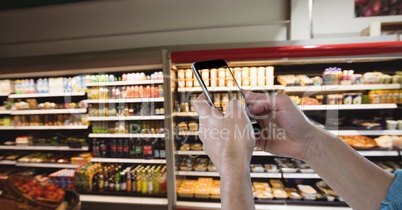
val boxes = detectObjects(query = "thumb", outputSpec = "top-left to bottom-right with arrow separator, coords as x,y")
194,94 -> 223,119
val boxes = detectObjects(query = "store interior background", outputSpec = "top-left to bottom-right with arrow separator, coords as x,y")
0,0 -> 401,210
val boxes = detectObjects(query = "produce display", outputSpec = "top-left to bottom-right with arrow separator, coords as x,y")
10,114 -> 88,127
12,134 -> 86,148
16,152 -> 91,165
11,175 -> 66,201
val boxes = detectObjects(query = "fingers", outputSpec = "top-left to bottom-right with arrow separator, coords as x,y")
194,93 -> 223,119
225,99 -> 248,120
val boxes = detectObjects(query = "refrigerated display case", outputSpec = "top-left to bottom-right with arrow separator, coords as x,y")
168,40 -> 402,210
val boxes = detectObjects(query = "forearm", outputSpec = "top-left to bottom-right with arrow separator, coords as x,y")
305,127 -> 394,210
220,169 -> 255,210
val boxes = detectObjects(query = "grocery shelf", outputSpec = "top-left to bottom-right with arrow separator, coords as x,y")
284,84 -> 401,93
0,93 -> 10,97
86,79 -> 164,87
88,133 -> 165,138
0,126 -> 16,130
79,194 -> 168,205
298,104 -> 397,110
8,92 -> 86,98
176,171 -> 282,178
176,131 -> 198,136
91,158 -> 166,164
0,110 -> 11,114
173,112 -> 199,117
357,150 -> 399,156
0,145 -> 89,151
11,108 -> 87,115
85,98 -> 165,103
87,115 -> 165,121
15,162 -> 80,168
176,150 -> 273,156
282,173 -> 320,179
0,160 -> 17,165
176,201 -> 352,210
5,125 -> 89,130
328,130 -> 402,136
177,85 -> 284,92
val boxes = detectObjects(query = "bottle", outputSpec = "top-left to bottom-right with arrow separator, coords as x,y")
92,139 -> 100,157
135,139 -> 143,158
136,169 -> 142,193
123,139 -> 130,158
153,139 -> 160,159
100,140 -> 107,157
126,170 -> 132,192
143,139 -> 153,159
159,140 -> 166,159
147,170 -> 153,194
108,169 -> 115,191
115,170 -> 121,192
98,168 -> 105,192
110,139 -> 117,158
129,139 -> 136,158
120,172 -> 127,191
131,169 -> 136,192
92,171 -> 99,192
117,139 -> 123,158
153,168 -> 160,194
141,170 -> 147,194
103,166 -> 109,191
124,105 -> 129,116
129,104 -> 135,116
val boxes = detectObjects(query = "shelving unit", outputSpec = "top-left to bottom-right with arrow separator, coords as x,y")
0,160 -> 17,165
176,201 -> 352,210
284,84 -> 401,93
170,42 -> 402,210
0,125 -> 89,130
91,158 -> 166,164
11,108 -> 87,115
87,115 -> 165,121
79,194 -> 168,205
15,162 -> 80,169
177,85 -> 284,92
8,92 -> 86,98
85,98 -> 165,103
0,110 -> 11,114
0,145 -> 89,151
86,79 -> 164,87
88,133 -> 165,138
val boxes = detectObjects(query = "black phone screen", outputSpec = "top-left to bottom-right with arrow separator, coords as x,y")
191,59 -> 248,111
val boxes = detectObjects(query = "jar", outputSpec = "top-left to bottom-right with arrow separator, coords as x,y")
181,102 -> 189,112
226,78 -> 234,87
218,68 -> 226,78
218,78 -> 225,87
185,69 -> 193,79
210,68 -> 218,79
194,79 -> 201,87
250,77 -> 257,86
242,67 -> 249,77
185,79 -> 193,88
177,70 -> 185,79
201,69 -> 209,79
327,94 -> 336,105
242,78 -> 250,86
250,67 -> 258,78
178,79 -> 185,87
210,79 -> 217,87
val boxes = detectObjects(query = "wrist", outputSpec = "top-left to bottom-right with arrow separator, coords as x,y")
302,125 -> 335,164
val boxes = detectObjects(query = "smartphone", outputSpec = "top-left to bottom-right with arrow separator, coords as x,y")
191,59 -> 261,132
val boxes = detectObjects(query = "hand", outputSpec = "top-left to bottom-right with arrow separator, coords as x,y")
194,94 -> 255,176
244,91 -> 317,161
